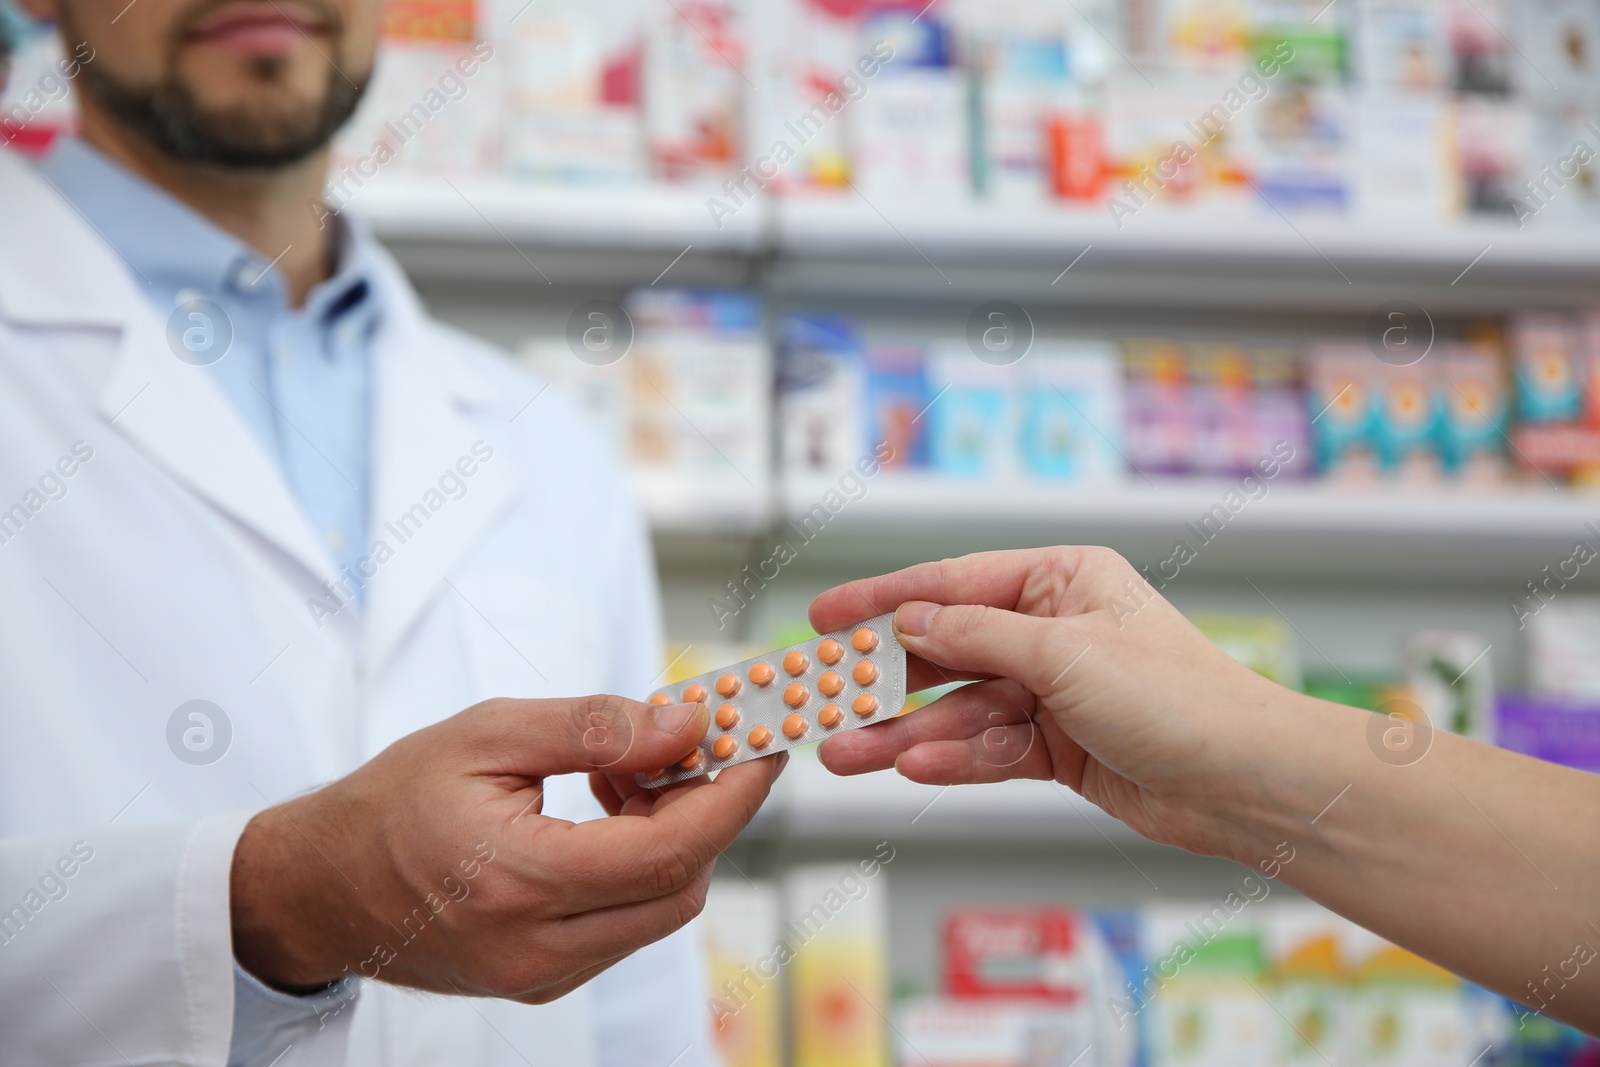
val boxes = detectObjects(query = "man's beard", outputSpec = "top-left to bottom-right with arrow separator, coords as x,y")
61,7 -> 368,169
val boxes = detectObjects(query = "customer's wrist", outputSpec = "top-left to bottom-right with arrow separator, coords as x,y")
1206,688 -> 1375,868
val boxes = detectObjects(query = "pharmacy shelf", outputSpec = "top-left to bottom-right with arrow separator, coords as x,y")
771,197 -> 1600,313
780,475 -> 1599,535
750,754 -> 1145,845
360,178 -> 1600,310
643,475 -> 1600,578
775,195 -> 1600,270
772,476 -> 1600,581
636,476 -> 771,536
361,177 -> 1600,268
356,174 -> 762,250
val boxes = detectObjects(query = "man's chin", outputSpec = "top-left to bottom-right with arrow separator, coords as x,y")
80,66 -> 368,170
178,98 -> 336,163
132,105 -> 336,168
181,124 -> 334,168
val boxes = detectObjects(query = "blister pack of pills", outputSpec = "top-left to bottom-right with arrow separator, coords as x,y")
640,612 -> 906,787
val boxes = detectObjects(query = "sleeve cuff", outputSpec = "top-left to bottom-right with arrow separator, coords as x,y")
229,963 -> 360,1066
184,809 -> 362,1066
177,809 -> 258,1064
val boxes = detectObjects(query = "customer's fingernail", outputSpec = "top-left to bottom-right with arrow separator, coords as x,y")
896,601 -> 940,638
654,702 -> 699,735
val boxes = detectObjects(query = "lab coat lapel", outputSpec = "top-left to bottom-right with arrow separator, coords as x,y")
0,150 -> 342,592
364,273 -> 522,675
96,306 -> 347,591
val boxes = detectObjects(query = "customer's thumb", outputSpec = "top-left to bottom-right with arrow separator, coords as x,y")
894,601 -> 1079,695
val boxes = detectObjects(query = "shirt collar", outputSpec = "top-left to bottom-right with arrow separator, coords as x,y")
36,136 -> 383,328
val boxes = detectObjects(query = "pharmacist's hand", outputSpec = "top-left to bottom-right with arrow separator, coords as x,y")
811,548 -> 1282,859
231,695 -> 783,1002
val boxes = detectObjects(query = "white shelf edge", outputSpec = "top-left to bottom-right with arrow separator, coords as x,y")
638,476 -> 1600,555
636,475 -> 772,536
352,176 -> 1600,274
348,173 -> 764,250
776,196 -> 1600,272
775,476 -> 1600,543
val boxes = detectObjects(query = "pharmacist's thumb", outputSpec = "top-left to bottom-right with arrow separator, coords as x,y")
893,602 -> 1073,695
473,695 -> 711,775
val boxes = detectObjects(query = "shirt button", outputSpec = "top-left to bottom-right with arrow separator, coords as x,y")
275,342 -> 293,369
325,528 -> 346,554
232,260 -> 263,291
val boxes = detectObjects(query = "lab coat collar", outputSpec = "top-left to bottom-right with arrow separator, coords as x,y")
0,148 -> 131,328
0,148 -> 347,596
0,147 -> 523,666
37,137 -> 251,308
38,136 -> 385,346
0,144 -> 500,413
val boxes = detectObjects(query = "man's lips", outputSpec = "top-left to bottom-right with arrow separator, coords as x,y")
183,4 -> 329,54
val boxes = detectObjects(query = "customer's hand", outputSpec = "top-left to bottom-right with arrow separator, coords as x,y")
231,695 -> 783,1002
811,547 -> 1287,861
815,549 -> 1600,1038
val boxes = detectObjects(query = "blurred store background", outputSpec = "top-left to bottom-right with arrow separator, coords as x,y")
8,0 -> 1600,1063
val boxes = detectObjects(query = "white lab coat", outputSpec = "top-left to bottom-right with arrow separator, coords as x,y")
0,149 -> 716,1067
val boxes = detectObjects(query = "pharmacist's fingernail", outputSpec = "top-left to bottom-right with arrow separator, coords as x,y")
896,602 -> 940,639
653,702 -> 700,735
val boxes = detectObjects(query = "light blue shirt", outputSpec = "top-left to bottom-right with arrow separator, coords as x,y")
37,137 -> 376,602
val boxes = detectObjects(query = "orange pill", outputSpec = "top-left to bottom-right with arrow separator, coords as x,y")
748,725 -> 774,749
852,693 -> 879,718
818,639 -> 845,665
679,749 -> 703,770
749,662 -> 775,687
645,767 -> 666,779
818,671 -> 844,697
852,660 -> 879,686
682,683 -> 708,704
715,703 -> 740,730
715,673 -> 741,698
851,627 -> 879,653
783,650 -> 810,676
648,693 -> 672,705
784,683 -> 810,708
818,703 -> 843,728
712,735 -> 739,760
782,713 -> 808,740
